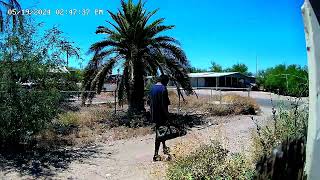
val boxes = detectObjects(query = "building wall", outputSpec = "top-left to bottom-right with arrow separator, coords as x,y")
190,74 -> 255,88
191,77 -> 206,87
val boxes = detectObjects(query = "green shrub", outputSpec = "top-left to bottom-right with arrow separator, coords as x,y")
251,104 -> 308,161
167,141 -> 254,180
0,86 -> 61,144
57,112 -> 81,127
250,102 -> 308,179
0,23 -> 78,145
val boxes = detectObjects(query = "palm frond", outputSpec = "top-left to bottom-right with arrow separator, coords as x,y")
0,10 -> 3,32
88,40 -> 119,53
154,36 -> 180,45
159,42 -> 189,66
90,58 -> 117,94
96,26 -> 115,34
162,55 -> 193,95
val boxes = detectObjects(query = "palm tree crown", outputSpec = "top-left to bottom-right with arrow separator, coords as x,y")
83,0 -> 193,114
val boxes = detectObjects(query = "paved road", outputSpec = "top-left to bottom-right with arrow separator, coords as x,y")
193,90 -> 307,115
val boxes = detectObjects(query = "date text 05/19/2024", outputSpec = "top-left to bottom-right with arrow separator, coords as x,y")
7,9 -> 106,16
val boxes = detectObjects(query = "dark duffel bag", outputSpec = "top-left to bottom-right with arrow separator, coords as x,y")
156,125 -> 186,141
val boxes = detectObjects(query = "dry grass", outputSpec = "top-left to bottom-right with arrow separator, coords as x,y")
222,94 -> 260,115
102,126 -> 153,142
37,105 -> 153,147
168,91 -> 260,116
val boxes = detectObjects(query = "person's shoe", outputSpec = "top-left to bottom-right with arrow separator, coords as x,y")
166,154 -> 173,161
163,146 -> 170,155
153,155 -> 161,162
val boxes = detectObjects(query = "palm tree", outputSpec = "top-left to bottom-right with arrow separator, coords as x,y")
83,0 -> 193,114
0,0 -> 23,33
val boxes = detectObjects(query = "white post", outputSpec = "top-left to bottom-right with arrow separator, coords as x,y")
302,1 -> 320,178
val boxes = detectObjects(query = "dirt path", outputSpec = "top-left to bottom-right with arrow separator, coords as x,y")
0,113 -> 269,180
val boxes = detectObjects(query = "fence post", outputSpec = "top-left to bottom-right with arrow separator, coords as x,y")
178,93 -> 181,114
114,90 -> 117,115
219,89 -> 222,104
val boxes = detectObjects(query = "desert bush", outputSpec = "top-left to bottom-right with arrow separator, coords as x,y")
0,21 -> 82,145
222,94 -> 260,115
250,98 -> 308,179
167,141 -> 254,180
0,87 -> 61,144
207,104 -> 234,116
58,112 -> 81,128
251,104 -> 308,161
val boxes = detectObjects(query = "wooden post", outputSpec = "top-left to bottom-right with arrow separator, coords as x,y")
219,89 -> 222,104
302,1 -> 320,178
224,76 -> 227,87
114,90 -> 117,114
231,76 -> 233,87
178,93 -> 181,114
216,77 -> 218,90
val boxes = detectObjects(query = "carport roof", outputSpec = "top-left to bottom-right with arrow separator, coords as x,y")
146,72 -> 255,79
188,72 -> 239,78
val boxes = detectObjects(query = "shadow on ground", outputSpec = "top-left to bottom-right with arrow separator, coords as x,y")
169,113 -> 207,129
0,144 -> 108,178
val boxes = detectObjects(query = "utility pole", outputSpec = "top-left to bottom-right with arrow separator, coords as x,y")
256,55 -> 258,77
66,50 -> 69,67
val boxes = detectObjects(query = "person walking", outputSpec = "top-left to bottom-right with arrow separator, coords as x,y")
150,75 -> 171,161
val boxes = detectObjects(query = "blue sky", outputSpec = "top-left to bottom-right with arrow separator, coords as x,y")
21,0 -> 307,73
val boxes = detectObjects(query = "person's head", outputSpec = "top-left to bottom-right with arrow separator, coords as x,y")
157,74 -> 169,86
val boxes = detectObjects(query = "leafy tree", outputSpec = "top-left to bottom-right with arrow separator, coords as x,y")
43,27 -> 81,67
0,20 -> 80,144
257,64 -> 308,96
226,63 -> 249,74
210,61 -> 223,72
83,0 -> 193,114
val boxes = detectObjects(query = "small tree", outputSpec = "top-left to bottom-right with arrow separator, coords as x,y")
226,63 -> 249,75
0,21 -> 79,144
210,61 -> 223,72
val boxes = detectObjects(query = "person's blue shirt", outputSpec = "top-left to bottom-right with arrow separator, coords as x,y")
150,84 -> 170,126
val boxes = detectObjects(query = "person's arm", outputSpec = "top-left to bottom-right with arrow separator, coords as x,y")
164,88 -> 171,106
162,88 -> 170,121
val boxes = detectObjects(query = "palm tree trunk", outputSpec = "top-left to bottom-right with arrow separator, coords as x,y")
127,60 -> 145,115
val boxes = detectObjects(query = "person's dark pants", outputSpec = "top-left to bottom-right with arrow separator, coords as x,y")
154,125 -> 168,156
